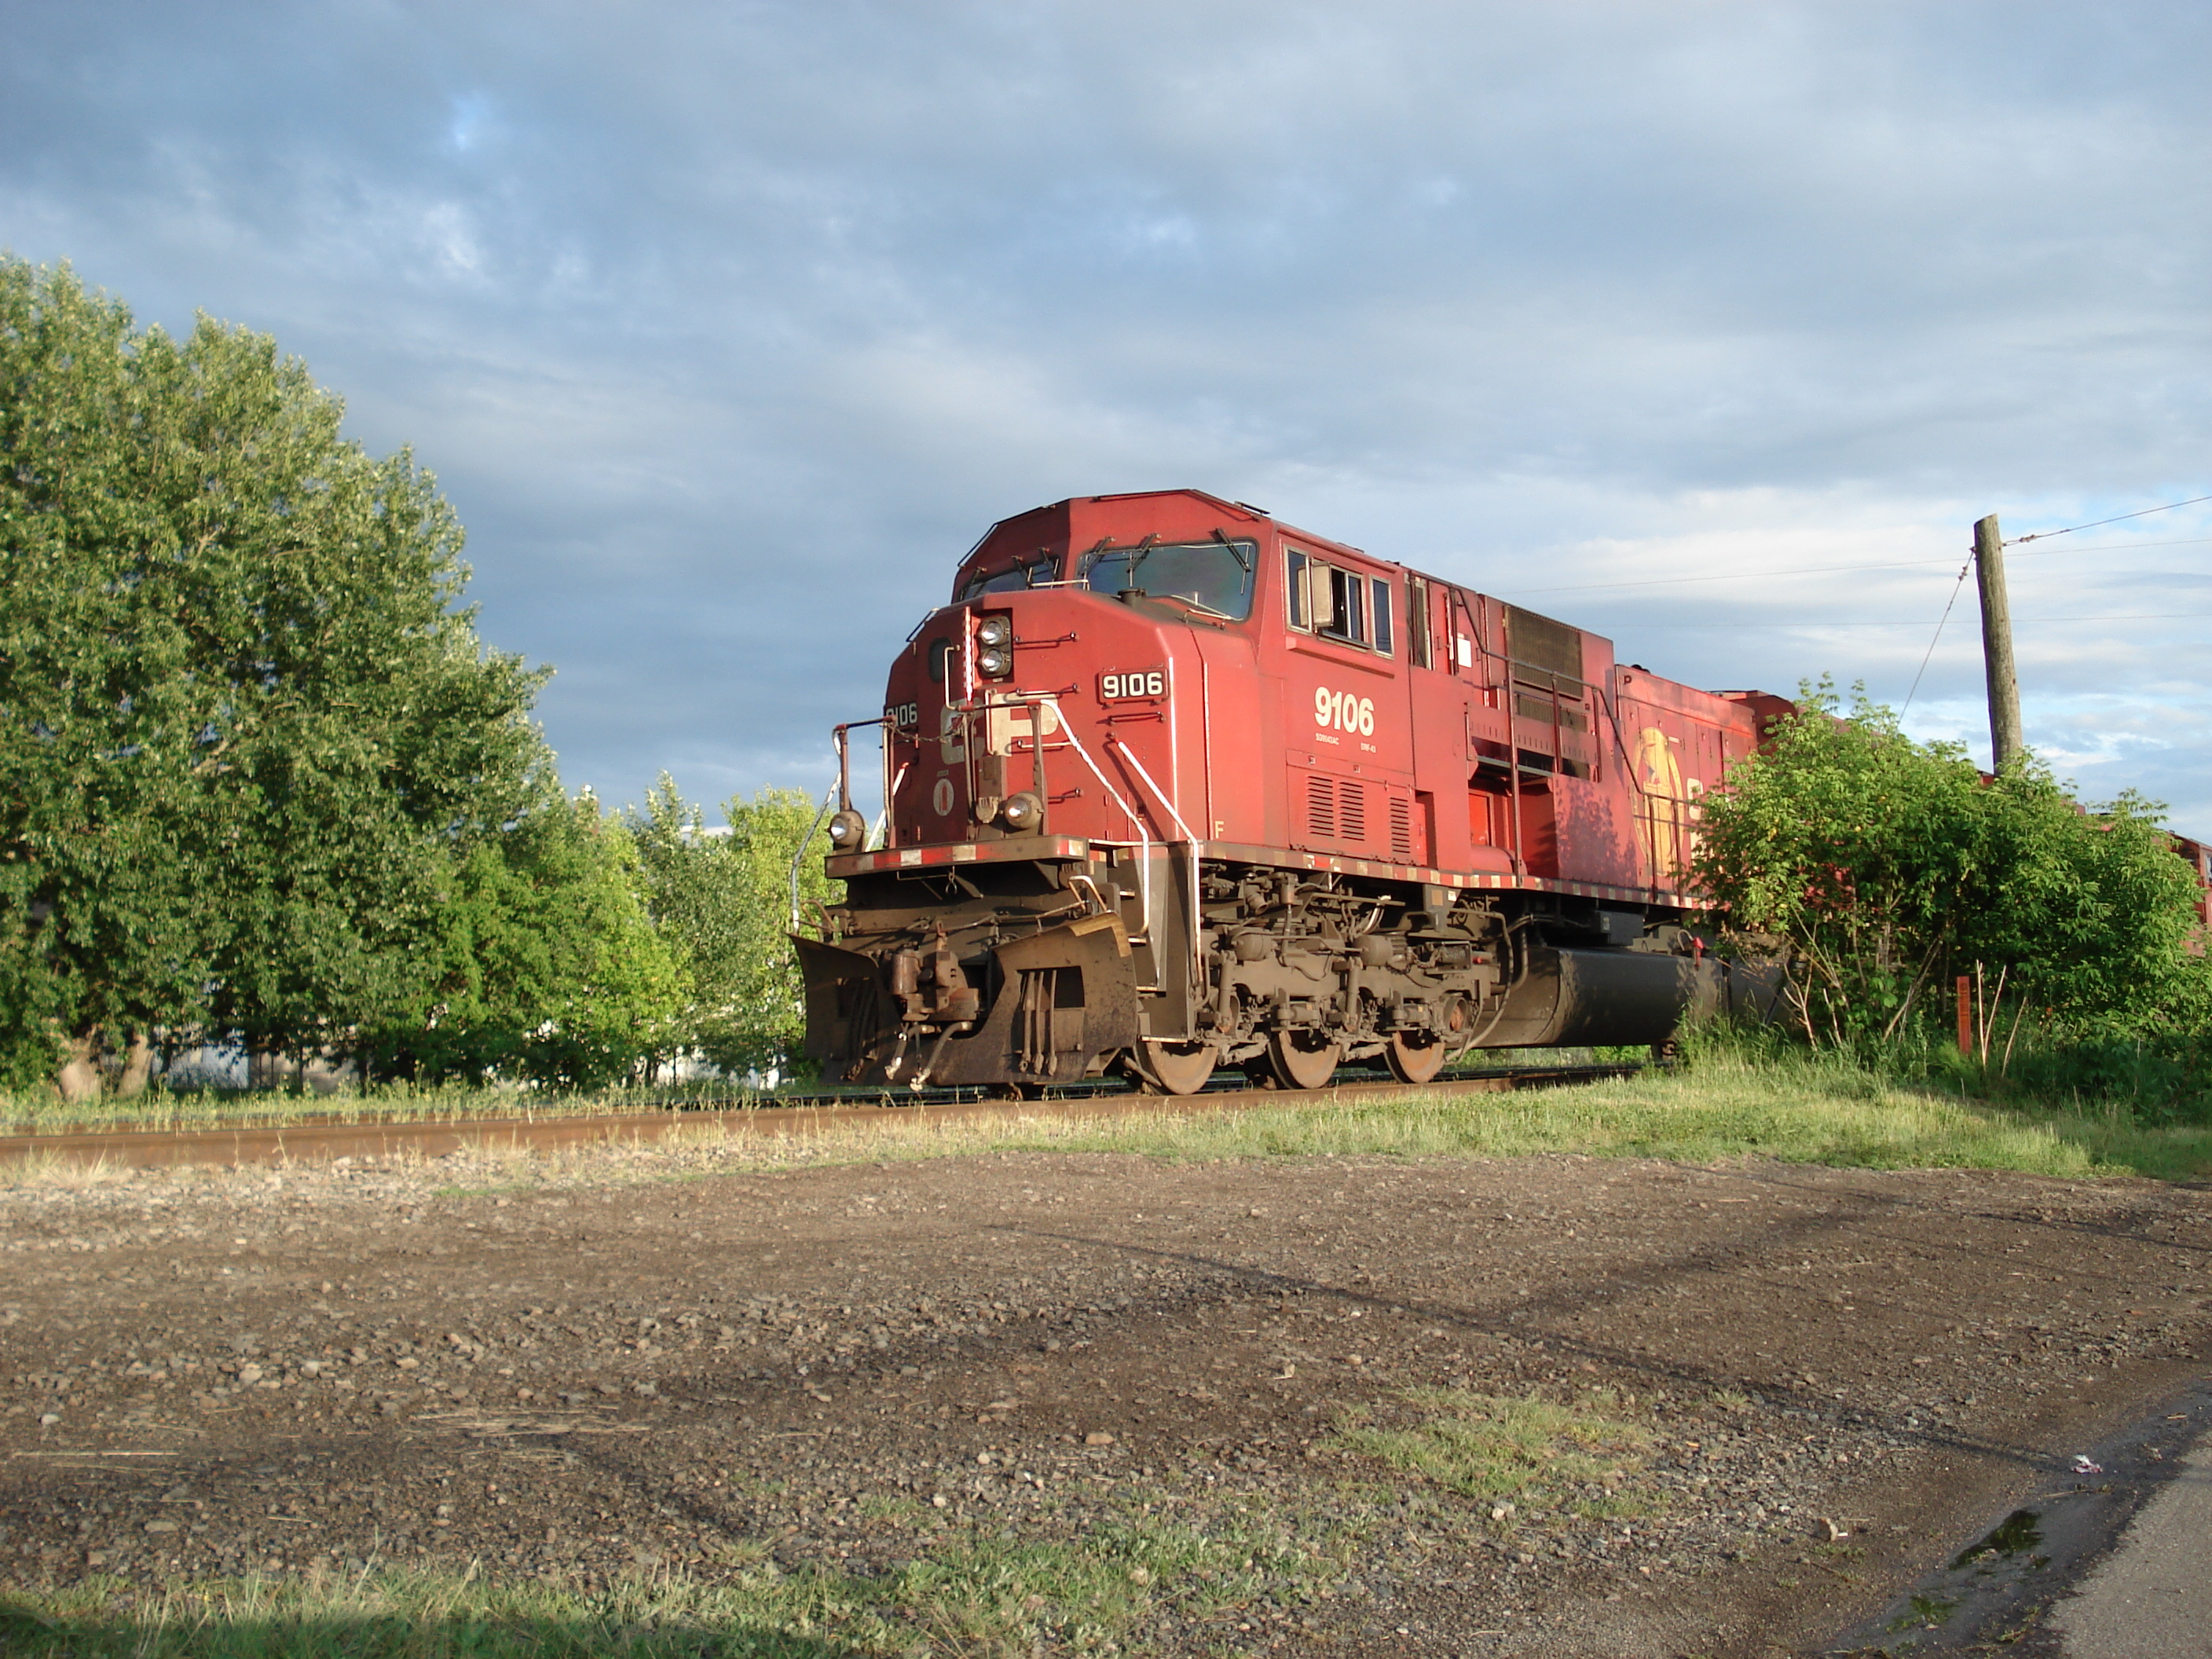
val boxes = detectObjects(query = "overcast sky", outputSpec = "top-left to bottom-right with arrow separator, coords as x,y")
7,2 -> 2211,829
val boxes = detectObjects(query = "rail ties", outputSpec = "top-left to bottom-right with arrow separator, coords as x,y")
0,1064 -> 1643,1173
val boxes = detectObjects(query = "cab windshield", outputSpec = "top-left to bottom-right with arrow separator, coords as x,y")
1079,538 -> 1258,621
954,558 -> 1053,601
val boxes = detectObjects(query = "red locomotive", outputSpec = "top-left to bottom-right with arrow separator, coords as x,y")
798,490 -> 1786,1093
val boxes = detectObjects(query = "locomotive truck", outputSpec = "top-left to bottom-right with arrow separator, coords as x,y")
796,490 -> 1787,1094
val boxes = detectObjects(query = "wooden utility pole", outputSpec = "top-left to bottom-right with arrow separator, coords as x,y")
1973,514 -> 2023,768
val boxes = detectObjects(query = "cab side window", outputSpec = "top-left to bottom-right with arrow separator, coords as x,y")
1321,565 -> 1365,643
1287,549 -> 1393,657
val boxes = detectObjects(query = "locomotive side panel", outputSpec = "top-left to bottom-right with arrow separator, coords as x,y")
1611,667 -> 1768,890
1399,582 -> 1649,888
1274,532 -> 1421,867
1404,592 -> 1513,877
1188,624 -> 1268,844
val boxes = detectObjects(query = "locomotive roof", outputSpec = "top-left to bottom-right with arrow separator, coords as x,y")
962,489 -> 1386,574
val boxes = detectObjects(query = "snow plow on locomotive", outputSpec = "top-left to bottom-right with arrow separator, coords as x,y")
796,490 -> 1784,1094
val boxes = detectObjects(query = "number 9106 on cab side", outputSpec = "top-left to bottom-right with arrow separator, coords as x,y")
796,489 -> 1787,1095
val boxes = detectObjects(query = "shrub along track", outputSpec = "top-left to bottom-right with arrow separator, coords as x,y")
0,1064 -> 1639,1173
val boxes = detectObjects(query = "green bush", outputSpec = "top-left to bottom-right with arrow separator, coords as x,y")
1693,680 -> 2210,1058
624,777 -> 839,1079
0,257 -> 549,1097
366,791 -> 688,1090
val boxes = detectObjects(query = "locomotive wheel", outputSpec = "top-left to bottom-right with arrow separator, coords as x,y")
1130,1039 -> 1218,1097
1384,1031 -> 1447,1085
1265,1029 -> 1342,1091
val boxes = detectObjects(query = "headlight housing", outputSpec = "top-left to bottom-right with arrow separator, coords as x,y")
976,613 -> 1013,678
998,791 -> 1044,833
826,809 -> 869,850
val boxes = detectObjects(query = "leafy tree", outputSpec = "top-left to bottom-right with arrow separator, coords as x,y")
368,790 -> 689,1090
1694,681 -> 2207,1049
624,776 -> 837,1079
0,256 -> 548,1096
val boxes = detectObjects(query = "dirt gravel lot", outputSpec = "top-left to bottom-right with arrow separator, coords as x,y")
1,1126 -> 2207,1656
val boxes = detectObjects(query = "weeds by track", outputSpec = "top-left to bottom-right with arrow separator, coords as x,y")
0,1062 -> 1640,1172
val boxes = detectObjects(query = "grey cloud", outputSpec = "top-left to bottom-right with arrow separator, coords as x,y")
5,0 -> 2212,822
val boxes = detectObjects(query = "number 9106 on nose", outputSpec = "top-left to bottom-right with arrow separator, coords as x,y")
1100,669 -> 1166,700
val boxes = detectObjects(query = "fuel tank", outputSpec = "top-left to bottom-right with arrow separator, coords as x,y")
1479,944 -> 1784,1049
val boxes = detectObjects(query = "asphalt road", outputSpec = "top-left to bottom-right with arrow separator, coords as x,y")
2051,1423 -> 2212,1657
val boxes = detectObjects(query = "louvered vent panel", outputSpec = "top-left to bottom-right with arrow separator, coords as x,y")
1389,797 -> 1414,862
1339,778 -> 1367,844
1306,774 -> 1336,840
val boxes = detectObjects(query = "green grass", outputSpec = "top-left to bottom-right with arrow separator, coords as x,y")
0,1075 -> 778,1137
868,1049 -> 2212,1182
0,1500 -> 1342,1657
12,1043 -> 2212,1188
1328,1387 -> 1655,1514
0,1049 -> 1613,1137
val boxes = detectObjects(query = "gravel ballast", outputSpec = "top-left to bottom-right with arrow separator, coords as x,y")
2,1130 -> 2207,1655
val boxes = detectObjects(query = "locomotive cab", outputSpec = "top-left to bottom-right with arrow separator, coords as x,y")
798,490 -> 1787,1094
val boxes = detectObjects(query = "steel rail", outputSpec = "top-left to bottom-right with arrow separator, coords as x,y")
0,1064 -> 1643,1172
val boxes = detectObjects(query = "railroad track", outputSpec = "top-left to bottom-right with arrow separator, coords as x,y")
0,1063 -> 1642,1172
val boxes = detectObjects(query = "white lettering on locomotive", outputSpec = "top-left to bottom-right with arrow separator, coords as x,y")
1099,668 -> 1167,700
983,698 -> 1062,754
1313,686 -> 1375,736
884,701 -> 920,730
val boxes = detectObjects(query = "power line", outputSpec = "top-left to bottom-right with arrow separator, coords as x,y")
1495,534 -> 2212,598
1901,561 -> 1973,716
2002,533 -> 2212,555
1982,535 -> 2203,555
1581,610 -> 2212,632
1503,555 -> 1957,596
2005,493 -> 2212,546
